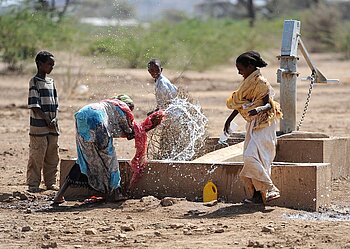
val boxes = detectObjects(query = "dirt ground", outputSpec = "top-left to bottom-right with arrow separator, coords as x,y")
1,52 -> 350,249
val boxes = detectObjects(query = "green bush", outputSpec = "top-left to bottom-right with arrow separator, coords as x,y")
88,18 -> 284,71
0,9 -> 77,71
335,22 -> 350,59
300,3 -> 341,52
3,7 -> 350,71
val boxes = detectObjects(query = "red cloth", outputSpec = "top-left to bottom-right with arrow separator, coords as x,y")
102,98 -> 165,188
130,110 -> 165,187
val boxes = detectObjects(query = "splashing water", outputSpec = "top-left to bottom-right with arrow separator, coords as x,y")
207,163 -> 219,175
147,97 -> 208,161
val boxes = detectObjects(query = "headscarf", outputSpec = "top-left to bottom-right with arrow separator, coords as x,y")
110,94 -> 134,110
114,94 -> 133,105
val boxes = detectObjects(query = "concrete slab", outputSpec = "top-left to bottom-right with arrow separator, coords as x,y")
192,142 -> 244,163
194,135 -> 244,159
60,159 -> 331,211
271,162 -> 331,211
197,134 -> 350,180
275,137 -> 350,179
278,131 -> 329,139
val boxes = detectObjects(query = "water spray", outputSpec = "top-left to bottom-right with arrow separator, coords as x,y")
147,97 -> 208,161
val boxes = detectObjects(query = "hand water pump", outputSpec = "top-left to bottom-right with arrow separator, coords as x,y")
277,20 -> 339,133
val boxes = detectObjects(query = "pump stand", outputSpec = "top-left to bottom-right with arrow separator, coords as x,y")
277,20 -> 339,134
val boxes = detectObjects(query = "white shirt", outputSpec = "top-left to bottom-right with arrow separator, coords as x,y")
155,74 -> 178,109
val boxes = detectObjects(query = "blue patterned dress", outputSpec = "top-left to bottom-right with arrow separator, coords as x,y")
73,100 -> 133,195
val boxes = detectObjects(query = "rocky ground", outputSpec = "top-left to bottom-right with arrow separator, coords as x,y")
1,52 -> 350,248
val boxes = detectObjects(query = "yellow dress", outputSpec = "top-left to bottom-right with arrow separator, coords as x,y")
226,69 -> 283,201
226,69 -> 282,130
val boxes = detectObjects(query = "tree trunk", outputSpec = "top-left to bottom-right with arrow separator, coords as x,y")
247,0 -> 255,27
58,0 -> 71,22
237,0 -> 256,27
37,0 -> 50,11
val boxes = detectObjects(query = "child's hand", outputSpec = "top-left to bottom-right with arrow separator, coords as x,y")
49,118 -> 57,129
145,110 -> 165,132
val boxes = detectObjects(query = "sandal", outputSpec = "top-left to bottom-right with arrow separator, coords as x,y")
84,196 -> 104,204
266,190 -> 280,202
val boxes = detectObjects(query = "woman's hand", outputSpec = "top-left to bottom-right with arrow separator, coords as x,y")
126,132 -> 135,140
147,108 -> 159,116
248,103 -> 271,116
248,95 -> 271,116
145,110 -> 165,132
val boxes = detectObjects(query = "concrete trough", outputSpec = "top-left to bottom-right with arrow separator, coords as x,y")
58,132 -> 350,212
60,159 -> 331,211
275,135 -> 350,180
200,133 -> 350,180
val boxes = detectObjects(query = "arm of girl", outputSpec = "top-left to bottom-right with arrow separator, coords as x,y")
224,110 -> 239,134
248,94 -> 271,116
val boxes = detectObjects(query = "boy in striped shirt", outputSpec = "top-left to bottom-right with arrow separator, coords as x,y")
27,51 -> 59,193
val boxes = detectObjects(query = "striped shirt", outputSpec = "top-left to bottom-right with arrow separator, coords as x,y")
28,76 -> 59,136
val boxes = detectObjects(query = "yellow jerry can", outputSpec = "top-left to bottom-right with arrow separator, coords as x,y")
203,180 -> 218,202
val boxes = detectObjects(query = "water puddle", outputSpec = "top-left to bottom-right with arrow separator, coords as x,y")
284,206 -> 350,221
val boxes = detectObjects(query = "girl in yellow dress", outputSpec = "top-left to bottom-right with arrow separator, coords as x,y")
224,51 -> 283,204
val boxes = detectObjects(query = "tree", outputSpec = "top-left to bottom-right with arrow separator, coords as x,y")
161,9 -> 188,23
236,0 -> 255,26
302,2 -> 341,52
195,0 -> 256,26
246,0 -> 255,27
263,0 -> 324,18
33,0 -> 73,22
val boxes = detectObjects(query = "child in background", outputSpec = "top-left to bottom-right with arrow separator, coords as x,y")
147,58 -> 178,115
224,51 -> 283,204
27,51 -> 60,193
